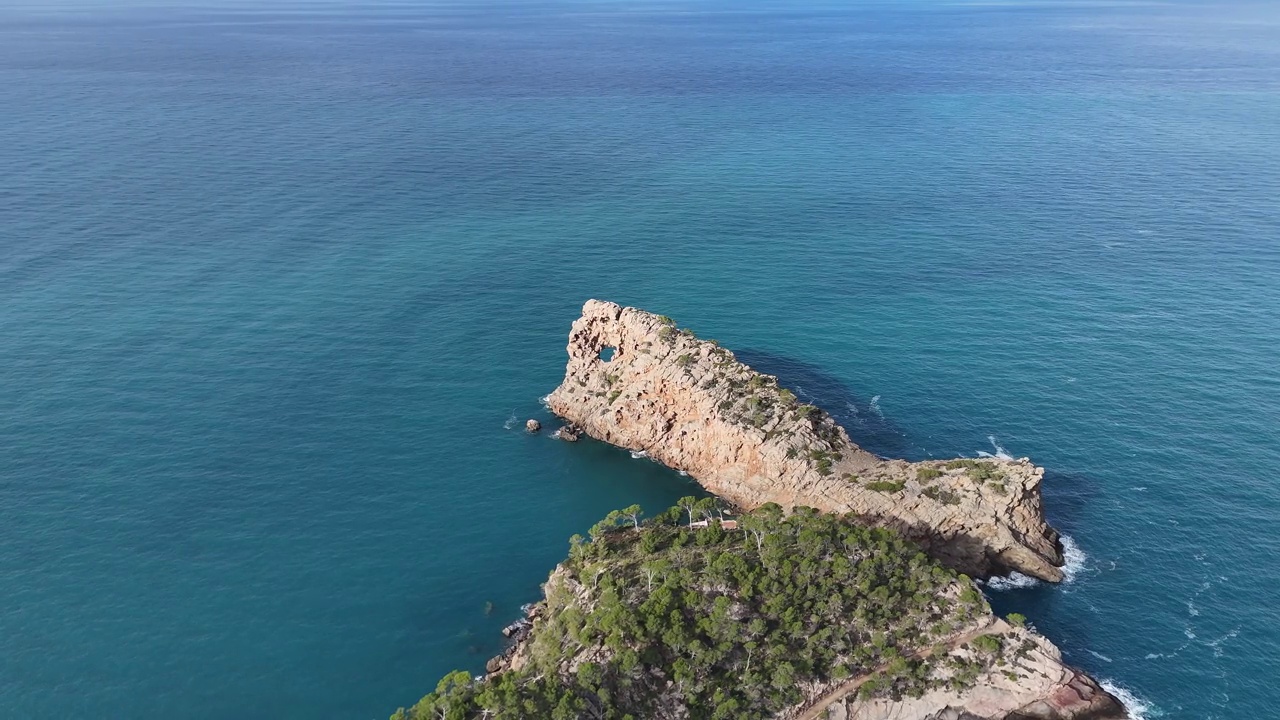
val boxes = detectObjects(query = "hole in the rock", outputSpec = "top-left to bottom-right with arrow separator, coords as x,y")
598,346 -> 617,362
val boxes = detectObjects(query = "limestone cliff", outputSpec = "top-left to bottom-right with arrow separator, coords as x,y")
547,299 -> 1066,582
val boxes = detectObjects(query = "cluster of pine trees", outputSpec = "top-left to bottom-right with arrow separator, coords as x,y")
392,501 -> 999,720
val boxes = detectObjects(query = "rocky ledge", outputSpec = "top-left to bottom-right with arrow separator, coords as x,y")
547,300 -> 1066,582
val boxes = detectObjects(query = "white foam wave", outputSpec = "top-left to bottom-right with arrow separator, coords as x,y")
630,450 -> 649,460
984,571 -> 1041,591
1060,535 -> 1087,583
976,451 -> 995,458
1088,650 -> 1113,663
503,410 -> 517,430
987,435 -> 1013,460
1100,680 -> 1160,719
1187,600 -> 1199,617
1207,627 -> 1240,658
539,394 -> 551,407
869,395 -> 882,418
678,470 -> 688,477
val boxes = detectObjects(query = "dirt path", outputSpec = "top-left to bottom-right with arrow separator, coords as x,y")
793,621 -> 996,720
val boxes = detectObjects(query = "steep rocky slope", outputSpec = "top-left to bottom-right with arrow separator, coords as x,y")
547,300 -> 1066,582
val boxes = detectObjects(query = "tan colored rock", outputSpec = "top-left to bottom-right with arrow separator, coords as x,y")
801,622 -> 1125,719
547,300 -> 1066,582
526,418 -> 541,432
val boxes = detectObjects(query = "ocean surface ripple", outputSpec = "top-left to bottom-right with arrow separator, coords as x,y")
2,1 -> 1279,718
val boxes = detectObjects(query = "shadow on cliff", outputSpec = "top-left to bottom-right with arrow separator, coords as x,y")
735,350 -> 1108,656
735,348 -> 1102,526
734,348 -> 915,459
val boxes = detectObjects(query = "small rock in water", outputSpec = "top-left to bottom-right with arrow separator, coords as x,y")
525,419 -> 541,432
554,424 -> 581,442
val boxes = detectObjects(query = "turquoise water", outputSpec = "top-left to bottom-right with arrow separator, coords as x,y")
3,1 -> 1279,718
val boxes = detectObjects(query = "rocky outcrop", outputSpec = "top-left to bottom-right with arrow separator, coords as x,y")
807,620 -> 1125,720
547,300 -> 1066,582
492,569 -> 1126,720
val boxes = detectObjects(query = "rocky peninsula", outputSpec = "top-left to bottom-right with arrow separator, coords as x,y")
394,503 -> 1125,720
389,300 -> 1126,720
547,300 -> 1065,582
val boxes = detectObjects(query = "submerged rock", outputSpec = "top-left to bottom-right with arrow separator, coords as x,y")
546,299 -> 1067,582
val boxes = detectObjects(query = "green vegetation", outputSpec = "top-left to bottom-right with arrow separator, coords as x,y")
1006,612 -> 1027,628
970,634 -> 1002,654
658,326 -> 676,343
916,467 -> 943,482
921,486 -> 961,505
808,449 -> 835,476
943,459 -> 1004,484
394,503 -> 1002,720
865,480 -> 906,493
675,354 -> 694,368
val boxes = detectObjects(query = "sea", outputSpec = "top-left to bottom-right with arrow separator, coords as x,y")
2,1 -> 1278,718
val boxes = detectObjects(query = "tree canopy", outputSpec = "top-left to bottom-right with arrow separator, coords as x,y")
391,502 -> 1015,720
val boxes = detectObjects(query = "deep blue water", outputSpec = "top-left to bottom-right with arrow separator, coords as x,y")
3,1 -> 1279,718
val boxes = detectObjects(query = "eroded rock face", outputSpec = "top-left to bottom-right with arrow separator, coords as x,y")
547,300 -> 1066,582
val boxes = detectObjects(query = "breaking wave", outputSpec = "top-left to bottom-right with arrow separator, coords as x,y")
1100,680 -> 1161,719
978,435 -> 1013,460
984,571 -> 1041,591
1060,535 -> 1087,583
503,410 -> 517,430
987,536 -> 1085,589
630,450 -> 649,460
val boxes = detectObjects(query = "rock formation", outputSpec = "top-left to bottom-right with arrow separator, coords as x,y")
547,300 -> 1066,582
806,620 -> 1124,720
481,539 -> 1126,720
